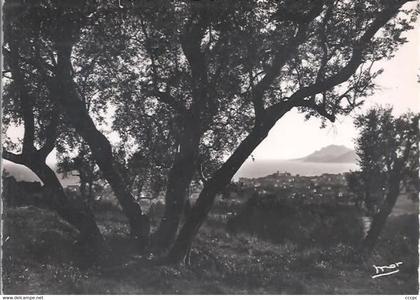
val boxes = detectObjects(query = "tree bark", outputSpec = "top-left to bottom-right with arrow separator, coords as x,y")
166,123 -> 275,263
87,180 -> 94,209
153,127 -> 200,251
80,177 -> 87,199
362,175 -> 401,254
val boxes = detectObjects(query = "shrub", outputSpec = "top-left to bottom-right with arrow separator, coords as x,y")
227,194 -> 364,246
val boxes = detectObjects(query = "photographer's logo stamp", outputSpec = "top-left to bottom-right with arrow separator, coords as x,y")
372,262 -> 403,279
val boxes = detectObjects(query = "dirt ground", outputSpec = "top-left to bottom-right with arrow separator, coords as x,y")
2,202 -> 418,295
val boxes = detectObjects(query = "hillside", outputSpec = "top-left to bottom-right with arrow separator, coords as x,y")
2,161 -> 79,187
2,162 -> 40,182
3,201 -> 418,294
300,145 -> 357,163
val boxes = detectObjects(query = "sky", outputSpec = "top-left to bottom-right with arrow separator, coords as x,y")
4,17 -> 419,165
251,21 -> 419,161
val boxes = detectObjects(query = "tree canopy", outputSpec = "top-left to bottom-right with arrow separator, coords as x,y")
347,106 -> 419,252
3,0 -> 418,262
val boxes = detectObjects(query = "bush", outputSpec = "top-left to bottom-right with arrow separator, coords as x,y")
227,194 -> 364,246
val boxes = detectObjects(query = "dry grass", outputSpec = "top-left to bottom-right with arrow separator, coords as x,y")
2,202 -> 418,295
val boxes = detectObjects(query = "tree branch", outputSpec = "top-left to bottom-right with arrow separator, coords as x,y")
7,41 -> 36,154
290,1 -> 407,102
138,15 -> 188,116
251,1 -> 325,120
181,4 -> 216,125
38,110 -> 59,159
273,0 -> 325,24
2,149 -> 24,164
296,98 -> 336,122
268,0 -> 408,123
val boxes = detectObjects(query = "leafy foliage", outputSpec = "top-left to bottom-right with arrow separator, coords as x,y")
347,107 -> 419,215
3,0 -> 419,260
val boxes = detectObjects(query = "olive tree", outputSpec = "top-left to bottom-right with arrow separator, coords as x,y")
114,0 -> 417,262
349,107 -> 419,254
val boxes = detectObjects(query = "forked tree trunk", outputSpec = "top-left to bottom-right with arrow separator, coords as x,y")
58,99 -> 150,245
153,128 -> 200,251
28,159 -> 104,255
5,31 -> 105,258
51,48 -> 150,247
362,175 -> 401,254
167,124 -> 273,263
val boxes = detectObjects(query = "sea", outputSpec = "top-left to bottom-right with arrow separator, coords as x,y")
5,159 -> 359,185
233,159 -> 359,180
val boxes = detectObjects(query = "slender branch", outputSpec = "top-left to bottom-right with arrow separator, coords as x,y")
139,17 -> 161,90
251,1 -> 325,121
7,41 -> 36,154
198,163 -> 208,185
291,1 -> 407,101
268,0 -> 408,123
139,15 -> 188,116
313,3 -> 334,88
181,5 -> 215,123
208,28 -> 232,91
296,98 -> 336,122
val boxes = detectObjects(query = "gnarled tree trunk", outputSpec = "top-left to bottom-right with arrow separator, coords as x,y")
28,160 -> 103,243
50,46 -> 150,247
3,34 -> 104,257
153,126 -> 200,251
1,153 -> 106,261
167,124 -> 274,263
362,174 -> 401,254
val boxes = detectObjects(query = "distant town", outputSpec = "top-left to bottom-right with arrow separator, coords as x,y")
237,171 -> 351,206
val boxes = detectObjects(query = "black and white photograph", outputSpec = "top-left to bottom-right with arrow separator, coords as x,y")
1,0 -> 419,295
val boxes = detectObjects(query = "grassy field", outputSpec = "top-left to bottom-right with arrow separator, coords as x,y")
2,198 -> 418,295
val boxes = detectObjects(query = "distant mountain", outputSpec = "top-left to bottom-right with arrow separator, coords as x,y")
299,145 -> 357,163
2,161 -> 79,187
329,149 -> 358,163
